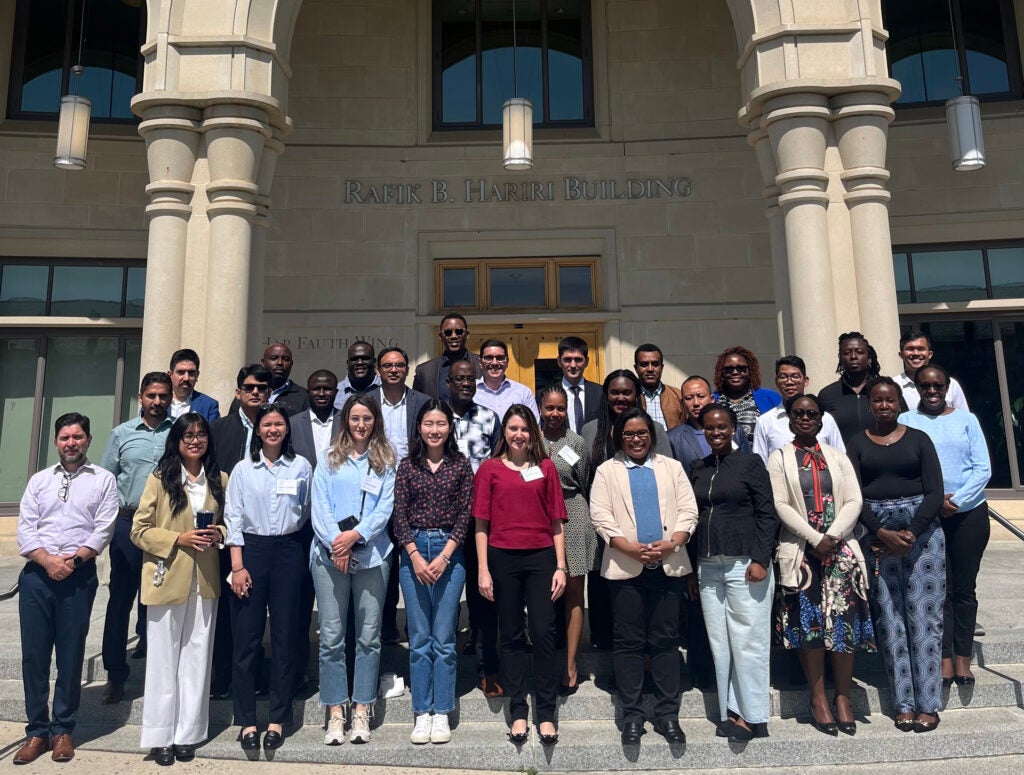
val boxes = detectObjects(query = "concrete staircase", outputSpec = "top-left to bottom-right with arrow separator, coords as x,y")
1,545 -> 1024,770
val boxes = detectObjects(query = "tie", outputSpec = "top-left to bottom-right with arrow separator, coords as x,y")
571,385 -> 584,433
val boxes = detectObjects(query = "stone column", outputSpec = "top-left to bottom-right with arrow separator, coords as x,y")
137,106 -> 202,376
763,94 -> 838,389
832,92 -> 902,377
246,130 -> 286,360
748,127 -> 793,356
202,105 -> 271,404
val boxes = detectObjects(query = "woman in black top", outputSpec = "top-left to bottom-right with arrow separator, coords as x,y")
689,404 -> 778,743
819,331 -> 882,443
846,377 -> 944,734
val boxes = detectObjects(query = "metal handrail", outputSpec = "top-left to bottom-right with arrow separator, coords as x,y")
0,582 -> 18,601
989,505 -> 1024,542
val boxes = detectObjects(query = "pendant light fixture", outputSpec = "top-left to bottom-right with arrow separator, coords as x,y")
54,0 -> 92,170
502,0 -> 533,170
944,0 -> 985,171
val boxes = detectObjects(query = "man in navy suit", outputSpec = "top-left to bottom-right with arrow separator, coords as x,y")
555,336 -> 603,434
412,314 -> 481,401
167,348 -> 220,422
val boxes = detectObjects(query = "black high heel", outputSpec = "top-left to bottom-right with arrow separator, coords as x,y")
809,703 -> 838,737
833,700 -> 856,736
954,673 -> 976,685
506,723 -> 529,745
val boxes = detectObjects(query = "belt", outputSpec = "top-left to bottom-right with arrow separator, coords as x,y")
643,560 -> 663,571
118,507 -> 137,520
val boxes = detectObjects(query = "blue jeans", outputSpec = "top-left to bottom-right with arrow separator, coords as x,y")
398,529 -> 466,715
699,555 -> 774,724
310,550 -> 390,706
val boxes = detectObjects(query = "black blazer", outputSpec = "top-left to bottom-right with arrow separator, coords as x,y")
211,412 -> 249,475
555,378 -> 603,433
289,410 -> 344,471
412,353 -> 482,400
229,380 -> 310,417
363,386 -> 431,449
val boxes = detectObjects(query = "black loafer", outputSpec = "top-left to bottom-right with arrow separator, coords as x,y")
152,747 -> 174,766
652,719 -> 686,744
239,730 -> 260,751
263,730 -> 284,750
621,721 -> 645,745
171,744 -> 194,761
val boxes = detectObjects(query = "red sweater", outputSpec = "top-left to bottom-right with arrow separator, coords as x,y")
472,458 -> 567,550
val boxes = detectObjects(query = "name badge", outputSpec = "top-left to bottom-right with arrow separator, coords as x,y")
557,446 -> 580,466
276,479 -> 299,496
521,466 -> 544,482
361,474 -> 383,496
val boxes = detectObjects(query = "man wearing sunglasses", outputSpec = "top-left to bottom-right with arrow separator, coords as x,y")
412,313 -> 481,401
98,372 -> 174,705
752,355 -> 845,463
14,413 -> 118,764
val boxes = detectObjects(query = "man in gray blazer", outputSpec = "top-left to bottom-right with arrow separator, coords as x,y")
411,313 -> 481,401
291,370 -> 343,468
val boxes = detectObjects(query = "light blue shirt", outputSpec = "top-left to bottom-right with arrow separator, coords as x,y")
474,377 -> 540,422
380,389 -> 410,461
223,452 -> 312,546
311,450 -> 396,569
100,415 -> 174,508
899,408 -> 991,512
624,455 -> 661,545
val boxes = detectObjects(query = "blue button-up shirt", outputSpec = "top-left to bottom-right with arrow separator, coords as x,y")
311,450 -> 396,569
224,452 -> 312,546
18,461 -> 119,556
474,377 -> 540,423
100,416 -> 174,508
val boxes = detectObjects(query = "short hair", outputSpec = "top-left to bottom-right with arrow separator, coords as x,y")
699,402 -> 738,428
713,346 -> 763,392
439,313 -> 468,330
307,369 -> 338,384
169,348 -> 200,371
347,340 -> 375,358
537,382 -> 567,403
865,374 -> 901,397
775,355 -> 807,376
479,339 -> 508,358
681,375 -> 712,392
784,392 -> 823,414
913,363 -> 950,385
900,329 -> 933,350
558,336 -> 589,358
633,343 -> 663,362
140,372 -> 172,392
236,364 -> 273,388
611,407 -> 657,454
376,347 -> 409,367
54,412 -> 90,437
445,359 -> 475,380
836,331 -> 881,379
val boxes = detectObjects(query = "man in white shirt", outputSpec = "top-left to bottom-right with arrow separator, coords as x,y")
556,336 -> 602,434
753,355 -> 845,463
291,370 -> 341,468
474,339 -> 539,422
894,330 -> 969,411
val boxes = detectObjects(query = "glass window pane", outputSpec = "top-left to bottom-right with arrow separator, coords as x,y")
125,266 -> 146,317
0,338 -> 40,502
988,247 -> 1024,299
440,0 -> 478,123
37,336 -> 119,471
51,265 -> 123,317
17,0 -> 68,113
547,0 -> 584,121
885,0 -> 960,104
442,268 -> 476,308
910,249 -> 987,302
961,0 -> 1012,96
998,321 -> 1024,487
489,266 -> 545,307
558,264 -> 593,306
121,337 -> 142,423
893,252 -> 912,303
0,265 -> 49,315
481,0 -> 543,124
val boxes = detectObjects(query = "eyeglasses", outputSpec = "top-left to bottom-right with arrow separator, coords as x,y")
481,355 -> 508,363
776,373 -> 805,383
448,375 -> 476,384
379,363 -> 408,371
182,432 -> 209,443
58,471 -> 71,503
240,383 -> 270,393
790,409 -> 821,420
441,329 -> 466,338
722,365 -> 749,375
622,430 -> 650,440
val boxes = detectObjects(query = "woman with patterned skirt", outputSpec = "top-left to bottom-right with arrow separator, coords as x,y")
768,394 -> 874,737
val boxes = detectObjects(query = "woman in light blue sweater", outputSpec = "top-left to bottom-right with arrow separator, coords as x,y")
900,364 -> 991,687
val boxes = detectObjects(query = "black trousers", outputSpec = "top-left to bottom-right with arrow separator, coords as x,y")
681,583 -> 715,684
489,545 -> 559,724
942,501 -> 990,658
295,520 -> 315,682
20,561 -> 98,738
231,532 -> 304,726
463,534 -> 500,674
102,514 -> 145,682
381,535 -> 402,640
588,544 -> 613,647
608,568 -> 683,724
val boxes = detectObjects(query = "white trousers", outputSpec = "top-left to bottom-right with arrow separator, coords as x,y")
139,591 -> 218,748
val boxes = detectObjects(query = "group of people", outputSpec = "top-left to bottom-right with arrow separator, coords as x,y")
14,315 -> 993,765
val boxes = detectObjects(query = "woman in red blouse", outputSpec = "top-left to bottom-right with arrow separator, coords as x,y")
392,400 -> 474,745
474,404 -> 568,746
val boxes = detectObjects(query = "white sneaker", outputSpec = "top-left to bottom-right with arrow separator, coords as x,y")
430,713 -> 452,744
324,714 -> 345,745
410,713 -> 432,744
350,710 -> 371,743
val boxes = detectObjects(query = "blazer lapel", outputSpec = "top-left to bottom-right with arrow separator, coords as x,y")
614,461 -> 637,527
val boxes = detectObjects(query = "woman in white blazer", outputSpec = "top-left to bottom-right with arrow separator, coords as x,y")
767,394 -> 874,738
590,408 -> 698,747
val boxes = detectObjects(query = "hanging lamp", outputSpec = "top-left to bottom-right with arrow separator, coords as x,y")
502,0 -> 533,170
54,0 -> 91,170
944,0 -> 985,171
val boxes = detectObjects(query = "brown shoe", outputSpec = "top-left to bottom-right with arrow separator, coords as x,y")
51,734 -> 74,763
479,674 -> 504,698
101,681 -> 124,704
13,736 -> 49,765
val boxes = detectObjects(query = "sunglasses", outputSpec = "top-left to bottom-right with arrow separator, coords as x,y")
790,409 -> 821,420
722,365 -> 749,375
240,383 -> 270,393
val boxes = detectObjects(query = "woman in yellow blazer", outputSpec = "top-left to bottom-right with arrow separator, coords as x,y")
767,394 -> 874,738
131,413 -> 227,766
589,407 -> 698,747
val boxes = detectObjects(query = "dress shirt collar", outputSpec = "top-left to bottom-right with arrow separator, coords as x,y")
253,451 -> 295,471
641,384 -> 664,400
623,454 -> 655,469
380,388 -> 408,408
238,408 -> 255,430
561,376 -> 583,392
477,377 -> 511,395
181,465 -> 207,487
309,409 -> 337,426
896,371 -> 915,389
53,460 -> 97,478
134,415 -> 174,432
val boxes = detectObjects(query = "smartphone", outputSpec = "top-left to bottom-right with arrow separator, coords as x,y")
337,515 -> 359,532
